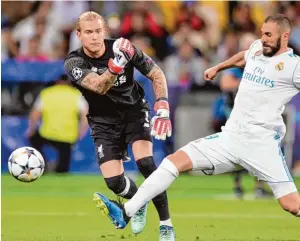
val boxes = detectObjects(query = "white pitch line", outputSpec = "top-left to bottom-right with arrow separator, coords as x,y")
4,211 -> 88,216
4,211 -> 290,219
172,213 -> 290,219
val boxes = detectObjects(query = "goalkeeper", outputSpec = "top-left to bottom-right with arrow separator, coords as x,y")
64,11 -> 175,241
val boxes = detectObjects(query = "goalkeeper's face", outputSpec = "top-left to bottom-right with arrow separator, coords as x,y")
77,19 -> 106,53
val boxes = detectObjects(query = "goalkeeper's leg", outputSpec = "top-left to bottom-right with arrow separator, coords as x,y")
132,139 -> 174,238
133,143 -> 172,222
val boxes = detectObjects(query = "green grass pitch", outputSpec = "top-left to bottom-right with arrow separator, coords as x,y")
2,174 -> 300,241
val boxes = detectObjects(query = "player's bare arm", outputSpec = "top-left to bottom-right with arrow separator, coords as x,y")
131,45 -> 167,100
26,109 -> 41,138
204,51 -> 246,81
131,44 -> 171,140
146,64 -> 171,140
147,65 -> 168,100
80,37 -> 134,95
216,51 -> 246,71
81,71 -> 117,95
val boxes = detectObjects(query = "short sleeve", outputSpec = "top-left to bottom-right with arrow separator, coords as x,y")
33,95 -> 42,111
131,46 -> 156,75
244,39 -> 263,62
64,56 -> 93,84
77,95 -> 88,111
293,59 -> 300,90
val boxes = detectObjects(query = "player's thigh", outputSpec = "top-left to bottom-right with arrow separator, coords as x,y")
100,159 -> 124,178
179,133 -> 241,175
88,117 -> 126,169
93,135 -> 125,178
239,134 -> 294,183
92,135 -> 126,163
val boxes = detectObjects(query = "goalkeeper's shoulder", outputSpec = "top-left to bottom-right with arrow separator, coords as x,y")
104,38 -> 117,47
64,48 -> 84,63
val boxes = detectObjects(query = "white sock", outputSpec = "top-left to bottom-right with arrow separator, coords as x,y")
297,210 -> 300,217
124,158 -> 179,217
160,218 -> 173,227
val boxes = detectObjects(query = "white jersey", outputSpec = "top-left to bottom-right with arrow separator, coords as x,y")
225,39 -> 300,138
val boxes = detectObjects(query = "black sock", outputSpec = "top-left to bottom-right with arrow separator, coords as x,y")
136,156 -> 170,221
123,176 -> 138,199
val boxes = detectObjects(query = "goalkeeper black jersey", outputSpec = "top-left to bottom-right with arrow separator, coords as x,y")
64,39 -> 155,116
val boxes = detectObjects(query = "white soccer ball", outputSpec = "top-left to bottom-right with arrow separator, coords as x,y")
8,146 -> 45,182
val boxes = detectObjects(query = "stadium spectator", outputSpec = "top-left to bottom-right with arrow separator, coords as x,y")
290,17 -> 300,54
11,1 -> 64,59
164,39 -> 207,89
175,1 -> 206,32
48,1 -> 89,34
16,35 -> 49,62
216,28 -> 239,62
172,21 -> 209,58
172,1 -> 213,56
120,6 -> 170,61
290,94 -> 300,176
26,74 -> 88,173
230,3 -> 257,33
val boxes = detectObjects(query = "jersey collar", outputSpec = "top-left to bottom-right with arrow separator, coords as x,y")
260,47 -> 294,59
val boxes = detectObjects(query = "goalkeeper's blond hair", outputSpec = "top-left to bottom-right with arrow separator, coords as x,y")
76,11 -> 107,33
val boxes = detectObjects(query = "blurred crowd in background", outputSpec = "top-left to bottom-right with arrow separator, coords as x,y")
1,1 -> 300,177
2,1 -> 300,66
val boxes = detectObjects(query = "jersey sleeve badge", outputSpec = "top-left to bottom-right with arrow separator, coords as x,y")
72,67 -> 83,80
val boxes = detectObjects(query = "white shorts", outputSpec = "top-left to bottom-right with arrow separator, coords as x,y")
179,126 -> 298,199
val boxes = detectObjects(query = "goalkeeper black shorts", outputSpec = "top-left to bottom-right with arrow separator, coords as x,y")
87,99 -> 152,164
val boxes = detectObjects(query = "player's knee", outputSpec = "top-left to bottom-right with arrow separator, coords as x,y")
104,174 -> 127,195
166,150 -> 193,173
159,158 -> 179,177
104,173 -> 138,198
136,156 -> 157,179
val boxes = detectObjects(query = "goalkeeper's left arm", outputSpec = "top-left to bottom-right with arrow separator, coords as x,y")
130,44 -> 171,140
146,66 -> 172,140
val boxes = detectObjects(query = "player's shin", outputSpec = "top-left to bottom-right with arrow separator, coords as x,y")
124,158 -> 179,217
136,156 -> 171,221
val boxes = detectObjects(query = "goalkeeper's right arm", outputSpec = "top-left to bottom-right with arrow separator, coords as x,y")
204,51 -> 246,81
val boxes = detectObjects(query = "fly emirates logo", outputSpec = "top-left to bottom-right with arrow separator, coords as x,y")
242,67 -> 275,88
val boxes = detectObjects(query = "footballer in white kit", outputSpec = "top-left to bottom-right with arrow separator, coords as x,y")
181,38 -> 299,198
93,15 -> 300,233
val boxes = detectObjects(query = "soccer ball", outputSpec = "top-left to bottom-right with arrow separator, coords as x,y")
8,146 -> 45,182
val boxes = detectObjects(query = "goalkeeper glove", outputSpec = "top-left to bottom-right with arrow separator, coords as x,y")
108,38 -> 135,75
150,98 -> 172,140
